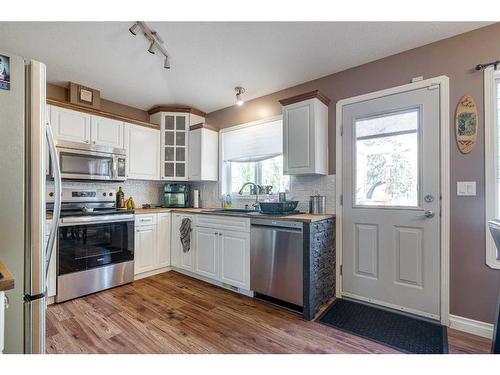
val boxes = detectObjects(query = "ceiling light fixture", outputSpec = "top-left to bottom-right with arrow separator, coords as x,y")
129,22 -> 140,36
147,40 -> 155,54
129,21 -> 171,70
235,86 -> 246,106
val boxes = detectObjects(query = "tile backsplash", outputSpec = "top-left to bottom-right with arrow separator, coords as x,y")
47,174 -> 336,214
47,179 -> 166,206
191,174 -> 336,214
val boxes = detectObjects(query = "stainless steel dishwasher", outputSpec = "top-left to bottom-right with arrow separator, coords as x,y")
250,218 -> 303,307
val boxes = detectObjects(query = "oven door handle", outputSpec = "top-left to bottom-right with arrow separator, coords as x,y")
59,214 -> 134,226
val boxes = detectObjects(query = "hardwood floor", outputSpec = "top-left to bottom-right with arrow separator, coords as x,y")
46,271 -> 492,354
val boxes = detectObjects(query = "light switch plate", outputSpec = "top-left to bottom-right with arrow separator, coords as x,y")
457,181 -> 476,196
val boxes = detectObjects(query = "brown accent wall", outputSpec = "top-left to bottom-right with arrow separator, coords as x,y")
207,23 -> 500,323
47,83 -> 150,123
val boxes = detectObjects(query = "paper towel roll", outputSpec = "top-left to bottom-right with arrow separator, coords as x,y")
193,190 -> 199,208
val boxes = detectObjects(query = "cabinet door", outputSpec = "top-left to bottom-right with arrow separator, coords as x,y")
194,227 -> 219,279
91,116 -> 124,148
188,129 -> 202,180
171,213 -> 195,271
219,230 -> 250,289
134,225 -> 157,275
283,101 -> 314,174
162,113 -> 189,181
156,213 -> 171,268
50,105 -> 91,144
125,124 -> 160,180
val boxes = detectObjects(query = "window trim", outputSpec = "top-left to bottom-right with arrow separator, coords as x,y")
219,115 -> 284,197
484,66 -> 500,269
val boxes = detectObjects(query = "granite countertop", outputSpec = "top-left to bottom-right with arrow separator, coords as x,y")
48,207 -> 335,223
0,261 -> 15,292
135,207 -> 334,223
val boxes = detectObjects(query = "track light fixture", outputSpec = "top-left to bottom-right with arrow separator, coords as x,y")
129,22 -> 140,36
147,40 -> 155,54
235,87 -> 246,106
129,21 -> 171,70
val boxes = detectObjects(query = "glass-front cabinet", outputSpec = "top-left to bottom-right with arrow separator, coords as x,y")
161,113 -> 189,180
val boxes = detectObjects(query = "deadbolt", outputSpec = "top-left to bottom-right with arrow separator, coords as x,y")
424,194 -> 434,203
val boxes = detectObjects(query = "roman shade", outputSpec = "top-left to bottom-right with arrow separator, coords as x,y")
222,119 -> 283,162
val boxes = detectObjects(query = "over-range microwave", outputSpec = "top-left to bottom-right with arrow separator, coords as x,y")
52,140 -> 127,181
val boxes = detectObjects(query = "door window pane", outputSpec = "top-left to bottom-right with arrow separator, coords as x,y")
175,163 -> 185,177
164,115 -> 174,130
355,109 -> 419,207
176,132 -> 186,146
164,147 -> 174,162
165,131 -> 174,146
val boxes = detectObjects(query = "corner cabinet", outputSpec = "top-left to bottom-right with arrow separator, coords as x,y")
280,91 -> 330,175
157,113 -> 190,181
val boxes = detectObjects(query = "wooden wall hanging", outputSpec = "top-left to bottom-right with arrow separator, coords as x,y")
455,95 -> 478,154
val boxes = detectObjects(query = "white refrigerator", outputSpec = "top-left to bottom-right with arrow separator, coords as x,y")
0,52 -> 61,354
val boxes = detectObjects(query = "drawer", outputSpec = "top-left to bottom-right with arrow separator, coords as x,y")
195,215 -> 250,233
135,214 -> 157,227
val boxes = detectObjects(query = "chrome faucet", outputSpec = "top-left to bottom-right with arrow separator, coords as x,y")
238,182 -> 261,209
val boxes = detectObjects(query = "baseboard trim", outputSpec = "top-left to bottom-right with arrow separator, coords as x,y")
449,314 -> 494,339
134,266 -> 172,281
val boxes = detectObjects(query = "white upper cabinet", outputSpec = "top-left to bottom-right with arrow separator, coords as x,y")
90,115 -> 124,148
281,91 -> 330,175
150,108 -> 207,181
125,123 -> 160,180
49,105 -> 91,144
49,105 -> 125,148
188,127 -> 218,181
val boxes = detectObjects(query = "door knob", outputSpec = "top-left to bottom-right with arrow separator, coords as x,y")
424,210 -> 435,218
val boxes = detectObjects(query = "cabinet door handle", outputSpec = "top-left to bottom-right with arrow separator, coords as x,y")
4,294 -> 9,309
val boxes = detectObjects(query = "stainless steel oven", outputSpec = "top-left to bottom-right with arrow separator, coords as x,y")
47,187 -> 135,303
53,140 -> 126,181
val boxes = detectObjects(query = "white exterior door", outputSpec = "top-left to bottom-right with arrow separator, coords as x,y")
194,227 -> 219,279
341,85 -> 441,320
90,116 -> 124,148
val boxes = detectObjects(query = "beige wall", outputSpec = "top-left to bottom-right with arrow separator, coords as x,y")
47,83 -> 150,123
207,23 -> 500,323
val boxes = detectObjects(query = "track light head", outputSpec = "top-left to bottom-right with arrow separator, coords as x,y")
235,87 -> 246,106
147,41 -> 155,54
129,22 -> 140,36
164,56 -> 171,70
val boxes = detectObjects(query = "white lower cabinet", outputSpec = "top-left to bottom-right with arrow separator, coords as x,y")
219,230 -> 250,290
194,227 -> 219,279
171,213 -> 195,272
156,213 -> 171,268
134,224 -> 157,275
134,213 -> 171,277
171,214 -> 250,291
